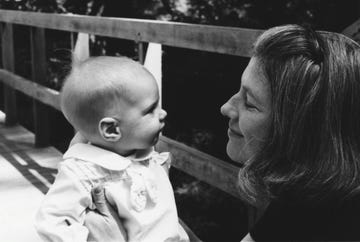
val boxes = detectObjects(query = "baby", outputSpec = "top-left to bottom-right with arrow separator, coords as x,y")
35,56 -> 189,242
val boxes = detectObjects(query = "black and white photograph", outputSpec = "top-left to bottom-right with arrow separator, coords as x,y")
0,0 -> 360,241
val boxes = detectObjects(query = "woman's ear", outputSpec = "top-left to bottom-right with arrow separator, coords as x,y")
98,117 -> 121,142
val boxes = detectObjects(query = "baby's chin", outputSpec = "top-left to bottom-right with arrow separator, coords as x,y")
136,135 -> 160,151
152,128 -> 164,144
151,133 -> 161,145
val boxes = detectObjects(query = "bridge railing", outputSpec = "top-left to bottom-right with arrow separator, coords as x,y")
0,9 -> 359,230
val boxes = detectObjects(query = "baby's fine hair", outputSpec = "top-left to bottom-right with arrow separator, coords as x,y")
60,56 -> 152,135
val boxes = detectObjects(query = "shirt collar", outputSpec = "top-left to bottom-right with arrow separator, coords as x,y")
63,143 -> 154,171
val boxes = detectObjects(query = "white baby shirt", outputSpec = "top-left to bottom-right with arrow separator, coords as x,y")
35,143 -> 188,242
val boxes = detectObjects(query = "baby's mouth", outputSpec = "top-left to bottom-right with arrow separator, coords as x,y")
159,124 -> 165,134
156,129 -> 163,138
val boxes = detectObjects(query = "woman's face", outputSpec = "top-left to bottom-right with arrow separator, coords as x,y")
221,57 -> 272,164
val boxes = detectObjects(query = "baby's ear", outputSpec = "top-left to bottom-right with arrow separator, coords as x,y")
98,117 -> 121,142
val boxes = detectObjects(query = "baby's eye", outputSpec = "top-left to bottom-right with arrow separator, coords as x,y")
144,99 -> 160,115
147,106 -> 156,114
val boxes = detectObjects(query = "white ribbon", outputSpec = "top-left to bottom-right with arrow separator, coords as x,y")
127,165 -> 158,212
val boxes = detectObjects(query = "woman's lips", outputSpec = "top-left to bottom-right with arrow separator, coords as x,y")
228,128 -> 243,138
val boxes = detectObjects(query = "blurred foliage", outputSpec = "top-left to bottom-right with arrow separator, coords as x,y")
0,0 -> 64,12
0,0 -> 358,31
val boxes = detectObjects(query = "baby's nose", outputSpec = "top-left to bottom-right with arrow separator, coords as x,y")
159,109 -> 167,122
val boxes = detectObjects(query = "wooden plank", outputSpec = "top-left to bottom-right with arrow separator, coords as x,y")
1,23 -> 17,125
0,125 -> 34,152
144,43 -> 162,106
342,17 -> 360,43
156,135 -> 243,200
0,9 -> 262,57
30,27 -> 50,147
0,112 -> 62,241
137,42 -> 145,64
0,69 -> 60,111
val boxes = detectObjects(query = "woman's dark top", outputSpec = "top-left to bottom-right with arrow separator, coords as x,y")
250,195 -> 360,241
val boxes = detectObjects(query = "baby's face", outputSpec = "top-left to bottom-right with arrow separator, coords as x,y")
114,75 -> 167,153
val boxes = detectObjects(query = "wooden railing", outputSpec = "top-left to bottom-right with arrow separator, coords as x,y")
0,9 -> 359,230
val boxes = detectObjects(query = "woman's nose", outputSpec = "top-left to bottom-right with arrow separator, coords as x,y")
221,97 -> 238,119
159,108 -> 167,122
220,102 -> 229,116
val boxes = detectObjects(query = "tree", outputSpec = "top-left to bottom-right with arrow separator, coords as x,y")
2,0 -> 358,32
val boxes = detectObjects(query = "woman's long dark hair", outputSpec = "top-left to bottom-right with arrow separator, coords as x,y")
238,25 -> 360,205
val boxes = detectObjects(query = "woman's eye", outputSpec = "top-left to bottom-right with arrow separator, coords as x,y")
244,100 -> 257,110
244,102 -> 253,108
243,95 -> 256,110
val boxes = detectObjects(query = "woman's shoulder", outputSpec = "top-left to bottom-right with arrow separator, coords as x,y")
250,195 -> 360,241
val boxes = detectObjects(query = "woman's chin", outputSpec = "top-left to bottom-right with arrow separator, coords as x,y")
226,142 -> 248,164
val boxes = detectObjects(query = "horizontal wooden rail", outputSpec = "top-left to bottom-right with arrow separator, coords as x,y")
0,69 -> 60,110
342,17 -> 360,43
156,136 -> 242,199
0,9 -> 263,57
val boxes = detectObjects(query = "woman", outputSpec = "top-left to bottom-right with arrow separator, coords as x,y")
85,24 -> 360,241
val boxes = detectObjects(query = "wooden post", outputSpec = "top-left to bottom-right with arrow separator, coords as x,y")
70,32 -> 75,50
247,205 -> 257,230
137,41 -> 145,64
30,27 -> 50,147
247,203 -> 268,230
1,22 -> 17,125
143,43 -> 162,106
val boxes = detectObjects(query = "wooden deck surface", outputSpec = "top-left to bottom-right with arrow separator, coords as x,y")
0,111 -> 63,242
